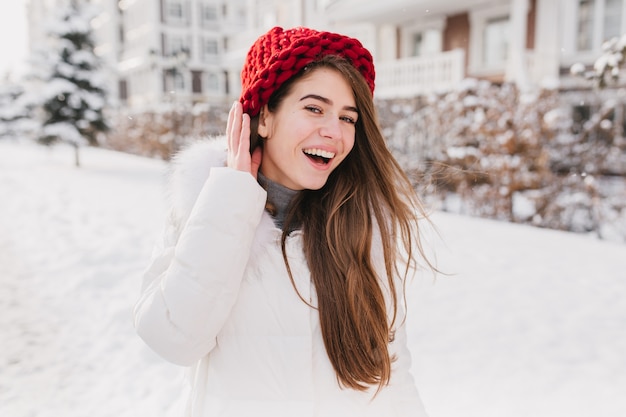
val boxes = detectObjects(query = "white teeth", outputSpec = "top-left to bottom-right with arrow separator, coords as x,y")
303,148 -> 335,159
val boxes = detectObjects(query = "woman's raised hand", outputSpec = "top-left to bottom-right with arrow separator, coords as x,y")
227,101 -> 262,179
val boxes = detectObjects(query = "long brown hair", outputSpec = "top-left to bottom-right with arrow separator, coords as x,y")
254,55 -> 430,392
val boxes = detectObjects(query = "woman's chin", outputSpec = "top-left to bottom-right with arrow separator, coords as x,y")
301,178 -> 329,191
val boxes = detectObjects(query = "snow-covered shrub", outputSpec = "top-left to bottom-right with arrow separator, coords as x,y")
571,35 -> 626,88
104,102 -> 230,160
381,80 -> 556,218
379,80 -> 626,243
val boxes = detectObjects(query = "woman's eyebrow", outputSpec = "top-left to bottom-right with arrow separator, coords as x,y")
300,94 -> 359,113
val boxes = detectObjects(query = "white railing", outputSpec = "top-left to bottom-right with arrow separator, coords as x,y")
375,49 -> 465,99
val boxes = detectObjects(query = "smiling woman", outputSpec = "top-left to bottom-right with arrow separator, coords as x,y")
0,2 -> 28,79
133,26 -> 435,417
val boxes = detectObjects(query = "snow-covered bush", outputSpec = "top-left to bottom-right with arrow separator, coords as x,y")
379,80 -> 626,242
104,102 -> 230,160
381,80 -> 557,217
571,35 -> 626,88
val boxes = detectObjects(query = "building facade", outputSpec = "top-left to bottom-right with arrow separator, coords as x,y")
326,0 -> 626,97
116,0 -> 246,108
26,0 -> 328,108
25,0 -> 626,108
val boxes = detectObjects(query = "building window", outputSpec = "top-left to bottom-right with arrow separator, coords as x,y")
192,71 -> 203,94
163,71 -> 185,93
165,0 -> 187,25
173,72 -> 185,91
119,79 -> 128,101
167,36 -> 188,56
577,0 -> 625,52
604,0 -> 623,40
200,3 -> 218,27
207,72 -> 219,92
168,2 -> 183,18
201,38 -> 219,62
483,16 -> 510,67
411,29 -> 441,57
578,0 -> 595,51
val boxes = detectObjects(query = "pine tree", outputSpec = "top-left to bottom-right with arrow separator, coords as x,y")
0,81 -> 30,139
38,2 -> 108,167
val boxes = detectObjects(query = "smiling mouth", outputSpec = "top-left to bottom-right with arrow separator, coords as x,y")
303,148 -> 335,165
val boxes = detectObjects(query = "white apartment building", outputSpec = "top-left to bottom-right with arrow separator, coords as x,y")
26,0 -> 626,108
325,0 -> 626,98
26,0 -> 330,109
116,0 -> 331,108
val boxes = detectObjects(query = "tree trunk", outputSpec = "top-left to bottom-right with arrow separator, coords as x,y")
74,144 -> 81,168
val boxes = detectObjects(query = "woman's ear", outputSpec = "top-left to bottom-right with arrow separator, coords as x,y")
257,105 -> 271,138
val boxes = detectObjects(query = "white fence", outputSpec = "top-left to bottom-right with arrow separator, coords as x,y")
375,49 -> 466,99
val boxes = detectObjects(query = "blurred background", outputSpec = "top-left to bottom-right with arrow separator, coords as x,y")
1,0 -> 625,241
0,1 -> 625,416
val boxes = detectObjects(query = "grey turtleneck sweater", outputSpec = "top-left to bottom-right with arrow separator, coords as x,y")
257,171 -> 299,232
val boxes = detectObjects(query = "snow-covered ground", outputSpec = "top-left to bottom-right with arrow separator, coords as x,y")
0,140 -> 624,417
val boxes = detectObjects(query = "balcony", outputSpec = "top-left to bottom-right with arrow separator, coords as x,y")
374,49 -> 465,99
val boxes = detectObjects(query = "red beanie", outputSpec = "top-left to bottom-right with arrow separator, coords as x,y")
239,26 -> 375,117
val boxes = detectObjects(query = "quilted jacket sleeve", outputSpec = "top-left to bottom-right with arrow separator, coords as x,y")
133,167 -> 267,366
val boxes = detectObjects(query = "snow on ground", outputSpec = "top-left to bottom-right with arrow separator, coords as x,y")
0,140 -> 624,417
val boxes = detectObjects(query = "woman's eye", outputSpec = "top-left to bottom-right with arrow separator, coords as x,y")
340,116 -> 356,124
305,105 -> 322,114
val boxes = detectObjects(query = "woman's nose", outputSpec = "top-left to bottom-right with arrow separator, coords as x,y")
319,117 -> 342,139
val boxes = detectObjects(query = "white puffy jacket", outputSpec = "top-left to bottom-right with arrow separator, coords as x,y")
133,139 -> 428,417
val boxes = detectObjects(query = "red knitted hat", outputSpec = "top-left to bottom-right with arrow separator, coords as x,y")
239,26 -> 375,117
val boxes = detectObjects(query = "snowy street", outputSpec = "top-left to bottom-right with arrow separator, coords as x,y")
0,140 -> 625,417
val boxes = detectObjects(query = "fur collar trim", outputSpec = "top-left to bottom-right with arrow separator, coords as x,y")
167,137 -> 228,222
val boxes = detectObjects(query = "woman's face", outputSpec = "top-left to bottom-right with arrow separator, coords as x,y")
257,67 -> 358,190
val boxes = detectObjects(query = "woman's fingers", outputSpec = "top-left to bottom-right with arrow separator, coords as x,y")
226,101 -> 257,176
227,101 -> 240,154
238,113 -> 250,157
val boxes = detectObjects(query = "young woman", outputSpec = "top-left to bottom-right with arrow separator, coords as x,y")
134,26 -> 432,417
